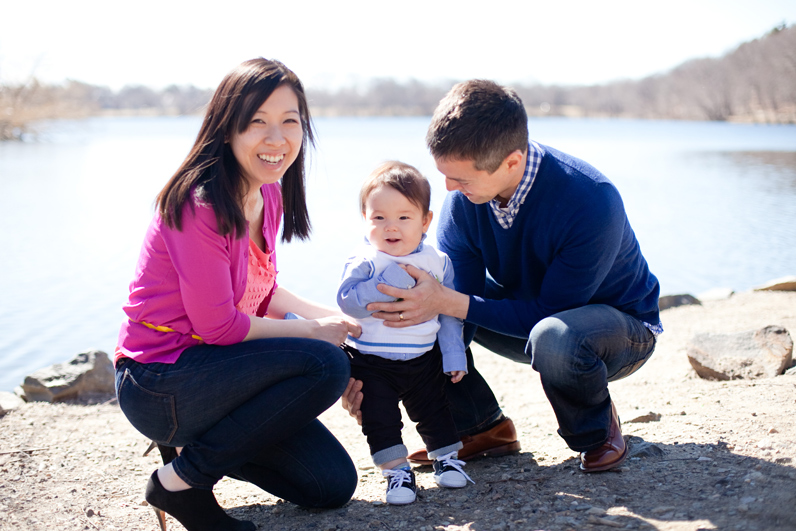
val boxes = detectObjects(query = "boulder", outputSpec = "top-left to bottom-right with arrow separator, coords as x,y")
753,275 -> 796,292
659,294 -> 701,311
0,391 -> 25,416
19,350 -> 115,403
687,326 -> 793,380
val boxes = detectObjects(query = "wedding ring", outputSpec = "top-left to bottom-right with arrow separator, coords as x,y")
399,313 -> 404,321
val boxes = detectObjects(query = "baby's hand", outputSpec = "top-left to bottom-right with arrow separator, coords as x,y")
450,371 -> 465,384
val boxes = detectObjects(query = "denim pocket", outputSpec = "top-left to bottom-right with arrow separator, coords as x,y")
117,368 -> 178,443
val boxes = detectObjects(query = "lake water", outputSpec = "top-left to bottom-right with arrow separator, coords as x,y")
1,116 -> 795,392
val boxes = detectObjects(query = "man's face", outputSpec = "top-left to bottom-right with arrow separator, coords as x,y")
435,157 -> 518,205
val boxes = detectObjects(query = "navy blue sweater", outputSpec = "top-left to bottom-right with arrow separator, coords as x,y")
437,144 -> 660,338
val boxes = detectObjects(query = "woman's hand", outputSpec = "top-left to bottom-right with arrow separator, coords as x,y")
450,371 -> 465,383
366,265 -> 469,327
311,316 -> 361,346
245,312 -> 360,344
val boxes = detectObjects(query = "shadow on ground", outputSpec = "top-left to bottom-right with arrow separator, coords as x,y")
227,439 -> 796,531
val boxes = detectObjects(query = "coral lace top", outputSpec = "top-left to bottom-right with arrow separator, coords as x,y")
236,238 -> 277,316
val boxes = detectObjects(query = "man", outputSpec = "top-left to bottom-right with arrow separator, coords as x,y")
343,79 -> 661,472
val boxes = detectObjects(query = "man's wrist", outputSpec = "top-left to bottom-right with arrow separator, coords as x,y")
441,285 -> 469,320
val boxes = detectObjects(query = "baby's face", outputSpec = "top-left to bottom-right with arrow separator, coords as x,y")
364,185 -> 432,257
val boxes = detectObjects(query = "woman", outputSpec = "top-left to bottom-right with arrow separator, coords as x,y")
115,58 -> 360,531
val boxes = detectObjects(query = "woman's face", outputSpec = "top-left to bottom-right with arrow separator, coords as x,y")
231,84 -> 303,190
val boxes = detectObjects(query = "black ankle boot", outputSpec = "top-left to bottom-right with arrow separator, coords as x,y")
143,441 -> 179,465
144,471 -> 255,531
157,444 -> 179,466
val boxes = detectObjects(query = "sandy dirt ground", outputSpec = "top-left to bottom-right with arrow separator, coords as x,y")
1,290 -> 794,531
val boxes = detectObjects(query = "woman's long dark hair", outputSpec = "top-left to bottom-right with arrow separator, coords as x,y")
156,58 -> 314,242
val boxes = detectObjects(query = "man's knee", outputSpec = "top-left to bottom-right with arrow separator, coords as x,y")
529,316 -> 582,376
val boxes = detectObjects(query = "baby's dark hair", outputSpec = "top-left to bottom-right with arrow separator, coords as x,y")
360,161 -> 431,216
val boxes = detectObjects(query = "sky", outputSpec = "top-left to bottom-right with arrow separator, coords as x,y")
2,0 -> 795,91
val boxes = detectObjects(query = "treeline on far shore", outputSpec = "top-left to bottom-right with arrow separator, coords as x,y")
2,24 -> 794,141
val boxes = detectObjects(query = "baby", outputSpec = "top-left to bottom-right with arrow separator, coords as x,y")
337,161 -> 473,505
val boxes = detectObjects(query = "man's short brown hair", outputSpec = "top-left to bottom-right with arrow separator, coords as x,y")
360,161 -> 432,216
426,80 -> 528,174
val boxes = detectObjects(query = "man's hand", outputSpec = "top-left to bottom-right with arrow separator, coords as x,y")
450,371 -> 465,383
341,378 -> 363,425
366,265 -> 444,327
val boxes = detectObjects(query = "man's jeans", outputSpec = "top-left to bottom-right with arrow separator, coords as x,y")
115,338 -> 357,507
445,304 -> 656,452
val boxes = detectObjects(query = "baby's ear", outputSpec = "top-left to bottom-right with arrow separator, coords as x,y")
423,211 -> 434,232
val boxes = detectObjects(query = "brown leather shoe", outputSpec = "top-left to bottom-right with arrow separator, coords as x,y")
579,402 -> 628,472
408,418 -> 521,465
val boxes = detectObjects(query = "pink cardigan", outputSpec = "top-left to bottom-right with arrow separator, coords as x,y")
115,183 -> 283,365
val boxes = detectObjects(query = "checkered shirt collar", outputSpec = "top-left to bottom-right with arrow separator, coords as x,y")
489,142 -> 542,229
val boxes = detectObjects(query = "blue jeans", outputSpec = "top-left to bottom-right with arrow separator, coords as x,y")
447,304 -> 656,452
115,338 -> 357,508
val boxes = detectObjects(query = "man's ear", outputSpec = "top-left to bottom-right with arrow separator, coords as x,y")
503,149 -> 525,172
423,211 -> 434,232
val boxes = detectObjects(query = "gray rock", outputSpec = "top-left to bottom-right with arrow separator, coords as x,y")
743,471 -> 765,483
0,391 -> 25,416
651,506 -> 676,515
628,438 -> 665,458
19,350 -> 115,403
753,275 -> 796,292
687,326 -> 793,380
586,516 -> 623,528
553,516 -> 577,526
659,294 -> 701,311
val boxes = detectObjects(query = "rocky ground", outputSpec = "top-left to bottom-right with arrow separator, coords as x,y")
1,290 -> 795,531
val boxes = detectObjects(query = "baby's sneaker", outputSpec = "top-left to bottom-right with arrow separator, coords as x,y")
433,451 -> 474,488
383,467 -> 417,505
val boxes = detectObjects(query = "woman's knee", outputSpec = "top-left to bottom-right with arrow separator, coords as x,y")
317,463 -> 358,508
295,340 -> 350,394
296,447 -> 357,508
317,342 -> 351,395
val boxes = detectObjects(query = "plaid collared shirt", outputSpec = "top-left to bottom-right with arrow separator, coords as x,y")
488,142 -> 542,229
485,141 -> 664,337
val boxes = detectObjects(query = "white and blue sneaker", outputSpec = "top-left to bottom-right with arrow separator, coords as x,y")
383,467 -> 417,505
433,452 -> 474,488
